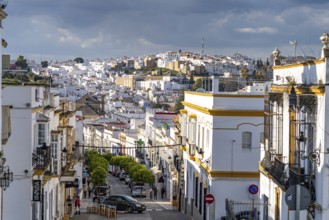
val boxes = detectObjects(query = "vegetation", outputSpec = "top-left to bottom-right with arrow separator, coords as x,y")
192,78 -> 203,91
109,155 -> 155,184
174,91 -> 184,113
41,61 -> 48,68
15,55 -> 28,70
85,150 -> 109,188
74,57 -> 84,63
2,71 -> 51,85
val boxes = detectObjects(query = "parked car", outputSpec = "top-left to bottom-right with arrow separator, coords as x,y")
100,194 -> 146,213
131,186 -> 146,198
94,185 -> 110,196
119,172 -> 126,181
124,175 -> 131,185
129,181 -> 144,190
235,210 -> 260,220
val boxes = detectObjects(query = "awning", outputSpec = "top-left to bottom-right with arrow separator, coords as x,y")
151,166 -> 161,174
60,170 -> 76,182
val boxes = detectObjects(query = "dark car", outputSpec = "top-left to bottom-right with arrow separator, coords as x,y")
235,210 -> 260,220
100,194 -> 146,213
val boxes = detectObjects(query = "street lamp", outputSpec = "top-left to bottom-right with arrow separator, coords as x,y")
0,166 -> 13,190
295,131 -> 307,220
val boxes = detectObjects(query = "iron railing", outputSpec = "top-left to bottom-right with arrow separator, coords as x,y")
32,145 -> 51,170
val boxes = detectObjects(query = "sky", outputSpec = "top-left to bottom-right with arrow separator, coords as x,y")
3,0 -> 329,62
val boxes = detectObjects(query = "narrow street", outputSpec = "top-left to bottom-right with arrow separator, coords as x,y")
71,172 -> 192,220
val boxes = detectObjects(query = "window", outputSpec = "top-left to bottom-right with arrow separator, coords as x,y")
51,135 -> 59,173
38,124 -> 46,145
242,132 -> 252,149
260,132 -> 264,144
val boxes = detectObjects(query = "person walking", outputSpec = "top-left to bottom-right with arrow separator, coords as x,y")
83,184 -> 88,198
161,186 -> 166,199
75,196 -> 81,215
149,187 -> 153,200
153,187 -> 158,200
66,195 -> 72,214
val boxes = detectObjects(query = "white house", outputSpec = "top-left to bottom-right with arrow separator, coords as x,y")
259,34 -> 329,220
179,76 -> 264,220
2,85 -> 80,220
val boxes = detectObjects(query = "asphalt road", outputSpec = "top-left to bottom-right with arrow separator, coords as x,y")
71,173 -> 192,220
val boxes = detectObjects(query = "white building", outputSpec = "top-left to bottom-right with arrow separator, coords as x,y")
179,76 -> 264,220
0,7 -> 9,220
2,85 -> 80,220
259,35 -> 329,220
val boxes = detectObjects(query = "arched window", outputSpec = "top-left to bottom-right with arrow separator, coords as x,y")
242,132 -> 252,149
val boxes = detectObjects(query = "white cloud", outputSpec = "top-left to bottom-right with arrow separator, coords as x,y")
235,27 -> 277,34
210,17 -> 229,29
81,31 -> 105,48
57,28 -> 81,44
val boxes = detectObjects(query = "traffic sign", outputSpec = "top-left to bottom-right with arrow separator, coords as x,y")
204,194 -> 215,204
285,184 -> 311,210
248,184 -> 259,195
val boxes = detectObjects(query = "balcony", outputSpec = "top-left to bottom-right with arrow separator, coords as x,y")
32,143 -> 51,171
260,152 -> 287,188
260,152 -> 306,190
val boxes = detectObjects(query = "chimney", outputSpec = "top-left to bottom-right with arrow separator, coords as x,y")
272,47 -> 281,66
320,32 -> 329,58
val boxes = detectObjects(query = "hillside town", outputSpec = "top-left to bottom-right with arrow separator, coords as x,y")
2,3 -> 329,220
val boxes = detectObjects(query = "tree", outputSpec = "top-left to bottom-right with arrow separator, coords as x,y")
15,55 -> 28,69
90,166 -> 107,188
174,92 -> 184,113
41,61 -> 48,68
74,57 -> 84,63
192,78 -> 203,91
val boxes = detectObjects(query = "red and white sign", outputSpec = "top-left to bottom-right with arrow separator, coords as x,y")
204,194 -> 215,204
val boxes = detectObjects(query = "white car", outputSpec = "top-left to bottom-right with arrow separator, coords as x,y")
131,186 -> 146,197
124,175 -> 131,185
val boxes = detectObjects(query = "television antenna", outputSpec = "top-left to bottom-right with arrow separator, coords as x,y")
201,38 -> 205,56
289,40 -> 298,59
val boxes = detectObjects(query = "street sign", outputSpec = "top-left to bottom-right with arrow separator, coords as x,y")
248,184 -> 259,195
285,184 -> 311,210
205,194 -> 215,204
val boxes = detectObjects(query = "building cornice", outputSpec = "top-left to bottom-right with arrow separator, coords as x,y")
272,58 -> 325,70
182,101 -> 264,117
271,85 -> 324,95
185,91 -> 264,98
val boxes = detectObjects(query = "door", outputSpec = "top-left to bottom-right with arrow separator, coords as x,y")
275,187 -> 280,220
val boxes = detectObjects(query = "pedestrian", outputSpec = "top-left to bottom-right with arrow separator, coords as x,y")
153,187 -> 158,200
75,196 -> 81,215
66,195 -> 72,214
161,186 -> 165,199
149,188 -> 153,200
83,184 -> 88,198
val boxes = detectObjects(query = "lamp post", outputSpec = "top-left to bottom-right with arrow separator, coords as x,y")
295,131 -> 307,220
0,166 -> 13,190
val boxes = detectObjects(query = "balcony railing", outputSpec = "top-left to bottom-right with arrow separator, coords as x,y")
32,144 -> 51,170
261,152 -> 307,190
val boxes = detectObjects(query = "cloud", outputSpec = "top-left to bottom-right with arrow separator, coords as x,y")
235,27 -> 277,34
